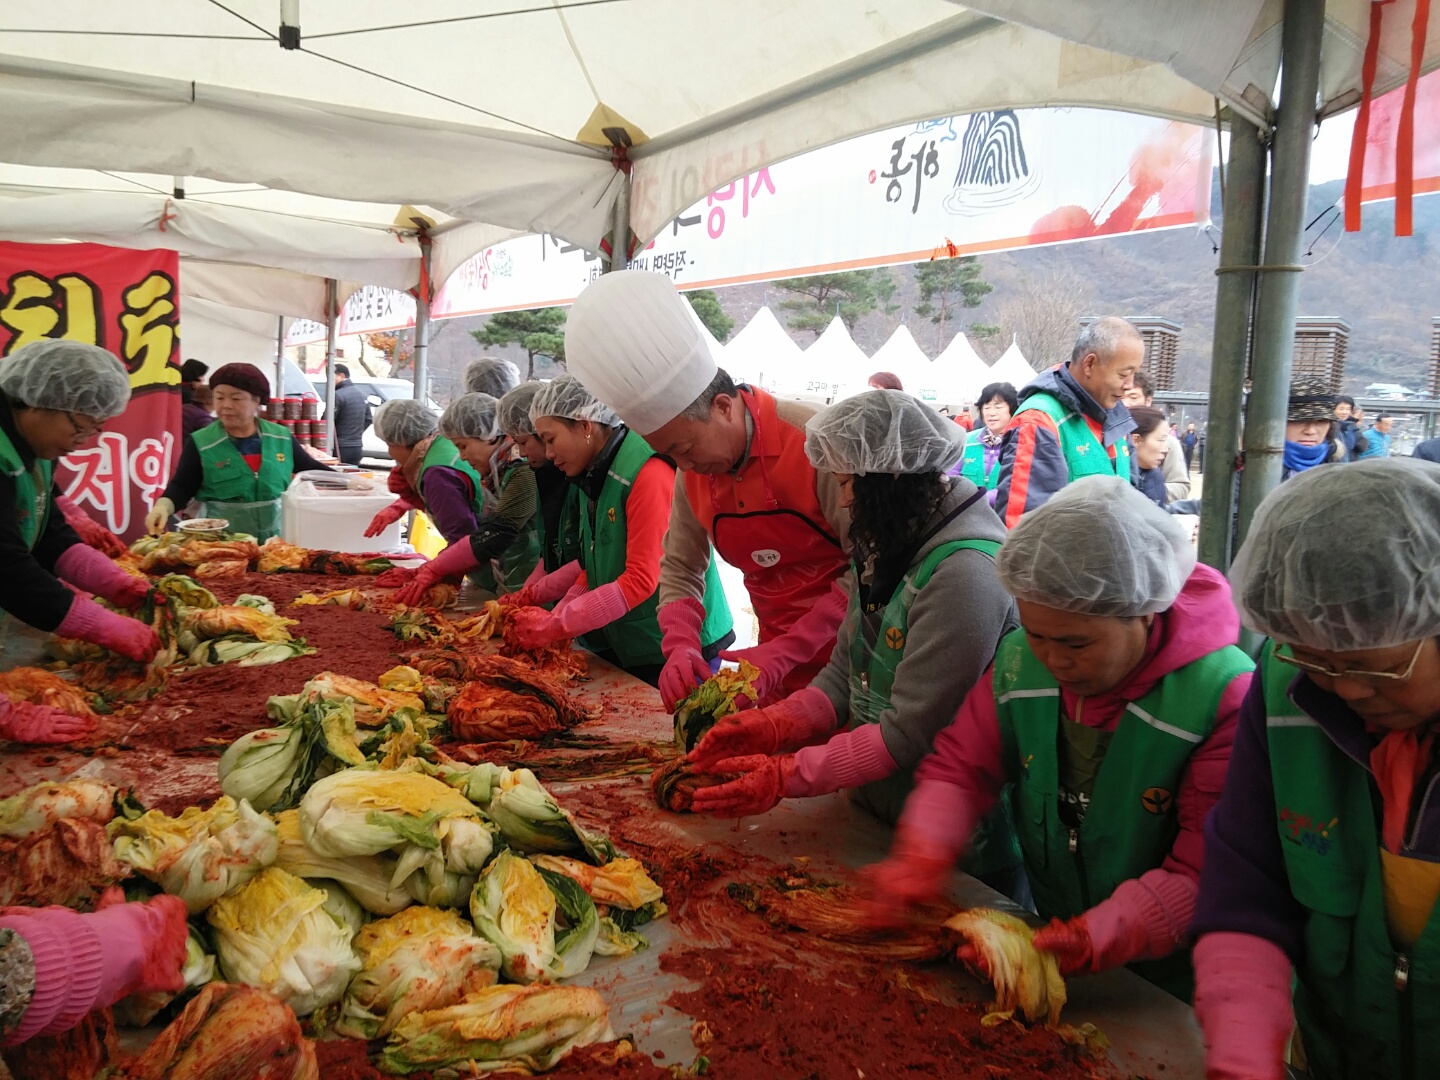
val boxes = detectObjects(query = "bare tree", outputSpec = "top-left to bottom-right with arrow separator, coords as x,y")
976,265 -> 1097,367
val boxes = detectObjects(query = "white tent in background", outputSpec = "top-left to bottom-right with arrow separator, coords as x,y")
795,318 -> 871,401
860,325 -> 932,401
927,331 -> 993,407
990,337 -> 1042,389
724,307 -> 803,390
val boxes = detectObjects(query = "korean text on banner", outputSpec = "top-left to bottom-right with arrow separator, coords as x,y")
0,241 -> 180,541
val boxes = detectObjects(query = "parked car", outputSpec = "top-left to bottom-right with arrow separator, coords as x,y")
308,375 -> 441,463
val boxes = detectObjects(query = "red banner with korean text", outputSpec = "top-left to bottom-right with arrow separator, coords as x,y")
0,241 -> 180,542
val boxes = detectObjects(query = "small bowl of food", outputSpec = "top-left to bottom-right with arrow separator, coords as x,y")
178,518 -> 230,539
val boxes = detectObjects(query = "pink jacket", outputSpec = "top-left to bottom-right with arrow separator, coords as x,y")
907,563 -> 1251,971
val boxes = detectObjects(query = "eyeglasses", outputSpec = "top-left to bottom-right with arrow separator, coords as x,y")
63,412 -> 104,441
1271,639 -> 1427,685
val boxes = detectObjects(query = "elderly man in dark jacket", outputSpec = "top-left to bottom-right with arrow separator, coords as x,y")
332,364 -> 372,466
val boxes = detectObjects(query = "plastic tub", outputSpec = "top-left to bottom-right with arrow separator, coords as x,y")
281,475 -> 403,553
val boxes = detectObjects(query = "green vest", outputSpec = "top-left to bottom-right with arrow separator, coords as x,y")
994,629 -> 1252,999
193,419 -> 294,540
845,538 -> 1020,878
0,426 -> 51,550
959,442 -> 1000,491
578,430 -> 732,668
1015,391 -> 1130,480
1262,651 -> 1440,1080
417,436 -> 485,520
492,460 -> 542,594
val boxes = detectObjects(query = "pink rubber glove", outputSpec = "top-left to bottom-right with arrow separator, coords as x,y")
512,560 -> 584,607
55,597 -> 160,664
0,896 -> 187,1045
1050,869 -> 1199,974
788,722 -> 898,796
658,599 -> 712,712
1192,932 -> 1294,1080
864,778 -> 981,927
364,499 -> 409,538
689,754 -> 796,817
687,686 -> 837,770
719,578 -> 848,704
393,540 -> 479,606
54,544 -> 149,609
0,698 -> 93,744
552,581 -> 628,638
55,495 -> 128,558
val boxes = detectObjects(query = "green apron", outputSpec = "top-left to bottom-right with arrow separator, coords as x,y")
844,538 -> 1021,883
579,429 -> 732,668
1014,391 -> 1130,480
0,426 -> 52,552
193,418 -> 294,541
994,629 -> 1253,999
491,459 -> 542,594
1262,650 -> 1440,1079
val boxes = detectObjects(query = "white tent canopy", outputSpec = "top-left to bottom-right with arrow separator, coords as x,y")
791,317 -> 870,401
862,324 -> 932,400
990,337 -> 1041,389
725,307 -> 803,390
927,331 -> 993,406
3,1 -> 1438,252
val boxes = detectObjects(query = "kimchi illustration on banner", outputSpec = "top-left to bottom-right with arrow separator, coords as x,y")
0,240 -> 181,541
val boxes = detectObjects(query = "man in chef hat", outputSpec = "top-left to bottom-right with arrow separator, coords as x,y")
566,270 -> 851,712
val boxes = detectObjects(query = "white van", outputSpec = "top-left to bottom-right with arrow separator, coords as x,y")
307,373 -> 441,463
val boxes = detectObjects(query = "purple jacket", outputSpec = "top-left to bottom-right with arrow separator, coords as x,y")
1190,668 -> 1440,961
421,466 -> 481,546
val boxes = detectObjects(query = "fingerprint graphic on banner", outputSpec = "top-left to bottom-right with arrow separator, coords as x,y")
944,109 -> 1042,216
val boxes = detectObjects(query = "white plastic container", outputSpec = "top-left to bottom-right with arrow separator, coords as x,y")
282,471 -> 402,553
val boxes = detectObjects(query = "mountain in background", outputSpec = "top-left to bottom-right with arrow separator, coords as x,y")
419,173 -> 1440,400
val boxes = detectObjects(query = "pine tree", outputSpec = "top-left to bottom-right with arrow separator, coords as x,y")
685,289 -> 735,343
913,257 -> 993,351
773,269 -> 900,336
469,308 -> 567,379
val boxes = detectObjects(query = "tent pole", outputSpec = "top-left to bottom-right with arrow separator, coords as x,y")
607,170 -> 630,273
323,278 -> 338,456
1198,112 -> 1267,571
1235,0 -> 1324,549
413,238 -> 432,402
274,316 -> 285,400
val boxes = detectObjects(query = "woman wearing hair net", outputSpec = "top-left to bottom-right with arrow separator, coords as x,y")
1192,459 -> 1440,1080
504,375 -> 734,686
463,357 -> 521,400
392,393 -> 541,604
0,342 -> 161,742
685,392 -> 1026,895
868,477 -> 1253,1000
362,398 -> 485,575
145,362 -> 331,540
496,382 -> 583,577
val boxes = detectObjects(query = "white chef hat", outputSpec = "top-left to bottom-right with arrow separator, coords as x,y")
564,270 -> 717,435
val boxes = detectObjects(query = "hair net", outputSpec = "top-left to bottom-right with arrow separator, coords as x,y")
1231,458 -> 1440,651
804,390 -> 966,475
996,475 -> 1196,617
0,341 -> 132,420
440,392 -> 501,441
497,383 -> 542,438
210,363 -> 270,404
373,398 -> 438,446
564,270 -> 716,434
530,374 -> 620,427
464,357 -> 521,399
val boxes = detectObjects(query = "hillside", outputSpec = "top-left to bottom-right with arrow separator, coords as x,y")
420,173 -> 1440,400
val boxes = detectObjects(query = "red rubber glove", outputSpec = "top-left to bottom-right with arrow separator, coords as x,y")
394,540 -> 479,606
365,499 -> 409,538
955,942 -> 993,979
0,698 -> 93,744
689,754 -> 796,817
1030,915 -> 1095,976
687,686 -> 837,771
54,544 -> 149,609
373,565 -> 419,588
509,605 -> 566,650
860,822 -> 958,929
55,495 -> 128,558
658,599 -> 712,712
500,585 -> 537,608
55,597 -> 160,664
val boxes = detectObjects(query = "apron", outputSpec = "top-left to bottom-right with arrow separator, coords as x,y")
706,389 -> 846,698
